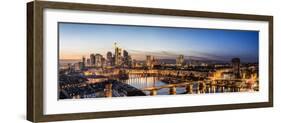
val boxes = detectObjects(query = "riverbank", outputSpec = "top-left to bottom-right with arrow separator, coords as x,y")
110,80 -> 146,96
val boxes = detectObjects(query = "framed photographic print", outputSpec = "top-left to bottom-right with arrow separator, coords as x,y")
27,0 -> 273,122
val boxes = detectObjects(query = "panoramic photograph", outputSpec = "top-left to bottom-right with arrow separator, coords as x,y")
58,22 -> 259,99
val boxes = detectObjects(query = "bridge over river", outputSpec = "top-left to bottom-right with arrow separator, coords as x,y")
60,68 -> 258,99
122,76 -> 258,96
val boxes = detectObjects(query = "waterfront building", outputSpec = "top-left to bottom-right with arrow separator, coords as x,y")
222,71 -> 233,79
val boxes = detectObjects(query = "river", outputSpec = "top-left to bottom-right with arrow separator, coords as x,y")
121,75 -> 188,95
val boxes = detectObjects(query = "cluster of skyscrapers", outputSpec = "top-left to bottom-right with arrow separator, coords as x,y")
71,43 -> 187,71
76,42 -> 133,70
69,43 -> 245,80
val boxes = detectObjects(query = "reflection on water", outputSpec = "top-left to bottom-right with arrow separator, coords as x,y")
121,75 -> 187,95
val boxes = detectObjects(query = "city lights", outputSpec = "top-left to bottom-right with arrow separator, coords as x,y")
58,23 -> 259,99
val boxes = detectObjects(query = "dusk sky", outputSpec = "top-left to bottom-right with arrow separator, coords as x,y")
59,22 -> 259,63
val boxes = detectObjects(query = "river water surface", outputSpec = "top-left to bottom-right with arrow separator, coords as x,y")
122,75 -> 188,95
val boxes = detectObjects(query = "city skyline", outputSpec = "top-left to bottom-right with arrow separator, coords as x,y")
58,22 -> 260,99
59,22 -> 259,62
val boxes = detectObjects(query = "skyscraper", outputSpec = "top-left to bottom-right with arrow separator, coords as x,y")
176,55 -> 185,67
123,50 -> 129,66
107,51 -> 113,66
232,58 -> 241,78
86,58 -> 90,66
95,54 -> 103,67
128,55 -> 132,67
82,56 -> 86,68
123,50 -> 128,57
101,57 -> 106,67
114,42 -> 122,66
90,53 -> 95,66
146,55 -> 152,69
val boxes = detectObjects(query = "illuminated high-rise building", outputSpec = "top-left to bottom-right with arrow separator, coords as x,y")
114,42 -> 122,66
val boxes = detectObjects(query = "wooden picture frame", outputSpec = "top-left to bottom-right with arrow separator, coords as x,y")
27,1 -> 273,122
